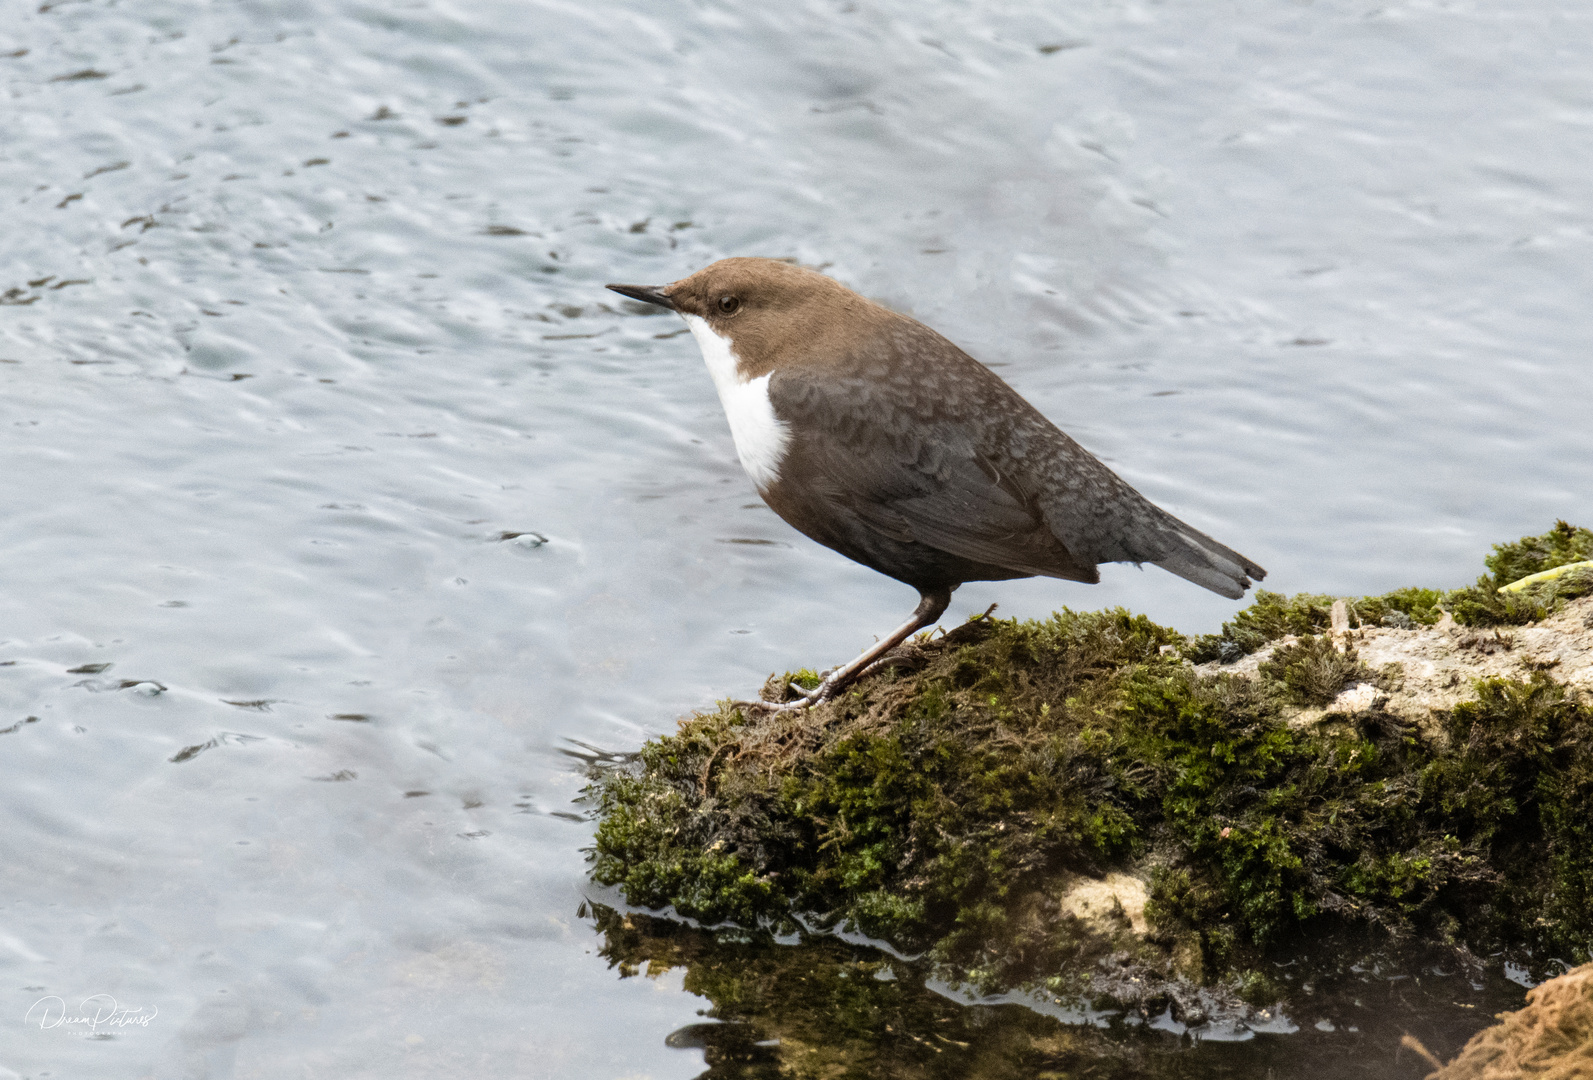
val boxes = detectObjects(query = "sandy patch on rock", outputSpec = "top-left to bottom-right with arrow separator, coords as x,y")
1060,872 -> 1149,935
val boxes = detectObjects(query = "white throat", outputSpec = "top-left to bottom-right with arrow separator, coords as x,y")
681,313 -> 790,493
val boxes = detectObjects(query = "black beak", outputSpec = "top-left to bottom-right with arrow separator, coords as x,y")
606,283 -> 676,310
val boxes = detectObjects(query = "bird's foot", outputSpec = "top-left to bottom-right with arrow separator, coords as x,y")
782,667 -> 838,702
735,591 -> 953,714
744,668 -> 833,708
767,678 -> 834,710
728,693 -> 821,713
730,670 -> 841,713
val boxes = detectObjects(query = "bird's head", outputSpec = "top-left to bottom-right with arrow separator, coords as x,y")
607,258 -> 880,377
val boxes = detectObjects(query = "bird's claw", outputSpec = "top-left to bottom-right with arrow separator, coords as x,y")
779,681 -> 827,707
740,677 -> 835,711
786,679 -> 822,701
745,668 -> 839,708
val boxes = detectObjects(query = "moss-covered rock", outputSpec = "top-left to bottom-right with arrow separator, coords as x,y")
1184,522 -> 1593,664
587,525 -> 1593,1018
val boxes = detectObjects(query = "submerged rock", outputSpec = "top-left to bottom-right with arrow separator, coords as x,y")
586,523 -> 1593,1027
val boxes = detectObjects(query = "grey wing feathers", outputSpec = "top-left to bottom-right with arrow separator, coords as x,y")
869,456 -> 1096,581
804,427 -> 1095,582
769,350 -> 1264,600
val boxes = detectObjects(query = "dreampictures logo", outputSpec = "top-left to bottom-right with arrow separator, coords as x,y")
25,994 -> 157,1034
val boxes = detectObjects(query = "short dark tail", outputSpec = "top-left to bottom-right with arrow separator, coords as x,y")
1152,521 -> 1266,600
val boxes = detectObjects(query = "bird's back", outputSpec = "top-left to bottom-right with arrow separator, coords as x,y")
765,309 -> 1264,599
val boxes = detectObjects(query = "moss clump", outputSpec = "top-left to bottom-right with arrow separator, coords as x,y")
1353,586 -> 1450,629
1183,588 -> 1445,664
1183,590 -> 1336,664
592,609 -> 1177,991
1256,634 -> 1371,706
1445,520 -> 1593,627
1487,520 -> 1593,587
587,525 -> 1593,1009
1130,669 -> 1593,965
1430,962 -> 1593,1080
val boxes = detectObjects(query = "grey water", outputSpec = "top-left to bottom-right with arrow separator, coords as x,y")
2,0 -> 1589,1076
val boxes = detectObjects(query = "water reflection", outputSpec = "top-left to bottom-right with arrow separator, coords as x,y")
587,903 -> 1524,1080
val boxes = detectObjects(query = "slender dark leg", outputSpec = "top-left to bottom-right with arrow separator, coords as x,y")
758,586 -> 952,711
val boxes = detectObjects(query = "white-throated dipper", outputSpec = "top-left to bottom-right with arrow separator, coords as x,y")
608,258 -> 1265,708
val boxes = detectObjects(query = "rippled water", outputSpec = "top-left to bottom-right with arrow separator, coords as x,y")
3,0 -> 1589,1075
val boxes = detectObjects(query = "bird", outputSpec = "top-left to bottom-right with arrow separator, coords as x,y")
607,258 -> 1265,708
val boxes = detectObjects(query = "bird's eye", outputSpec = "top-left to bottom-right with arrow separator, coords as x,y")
717,295 -> 741,314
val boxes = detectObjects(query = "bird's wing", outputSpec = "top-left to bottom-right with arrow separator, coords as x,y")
767,316 -> 1265,599
768,368 -> 1097,582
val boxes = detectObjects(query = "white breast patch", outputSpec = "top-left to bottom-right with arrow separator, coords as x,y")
682,313 -> 791,493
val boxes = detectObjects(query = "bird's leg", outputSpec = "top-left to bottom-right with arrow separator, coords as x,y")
764,587 -> 952,710
850,601 -> 998,685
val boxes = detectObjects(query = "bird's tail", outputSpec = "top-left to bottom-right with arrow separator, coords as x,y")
1152,521 -> 1266,600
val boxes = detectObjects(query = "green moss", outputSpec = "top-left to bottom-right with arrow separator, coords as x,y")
1444,521 -> 1593,627
790,667 -> 824,690
1351,586 -> 1449,629
1487,520 -> 1593,586
587,524 -> 1593,1009
1182,586 -> 1451,663
1184,590 -> 1337,664
1256,634 -> 1369,706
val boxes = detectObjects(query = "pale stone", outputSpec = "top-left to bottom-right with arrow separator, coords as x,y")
1330,682 -> 1379,713
1060,872 -> 1149,935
